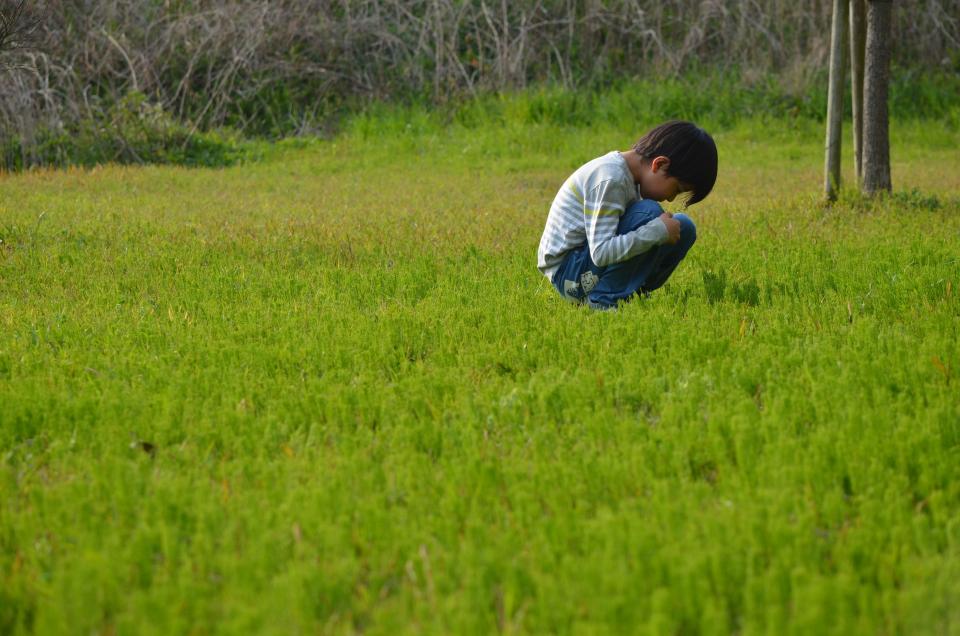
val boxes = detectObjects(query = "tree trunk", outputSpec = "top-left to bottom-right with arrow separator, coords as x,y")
824,0 -> 848,201
862,0 -> 893,195
850,0 -> 867,185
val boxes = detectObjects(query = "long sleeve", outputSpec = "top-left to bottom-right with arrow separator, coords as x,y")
584,180 -> 668,267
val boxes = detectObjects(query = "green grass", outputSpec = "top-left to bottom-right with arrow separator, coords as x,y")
8,70 -> 959,172
1,110 -> 959,635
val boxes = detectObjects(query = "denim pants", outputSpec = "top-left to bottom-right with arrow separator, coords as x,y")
551,199 -> 696,309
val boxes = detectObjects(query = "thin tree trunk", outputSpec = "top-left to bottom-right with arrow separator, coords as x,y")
862,0 -> 893,195
850,0 -> 866,185
824,0 -> 848,201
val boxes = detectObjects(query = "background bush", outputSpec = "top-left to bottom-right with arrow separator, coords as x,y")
0,0 -> 958,169
0,91 -> 246,170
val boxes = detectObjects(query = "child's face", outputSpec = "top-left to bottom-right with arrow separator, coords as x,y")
640,156 -> 692,203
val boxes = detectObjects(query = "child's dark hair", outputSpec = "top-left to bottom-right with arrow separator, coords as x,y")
633,120 -> 718,205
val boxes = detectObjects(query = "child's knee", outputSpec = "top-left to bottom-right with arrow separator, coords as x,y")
629,199 -> 664,217
619,199 -> 664,233
673,213 -> 697,245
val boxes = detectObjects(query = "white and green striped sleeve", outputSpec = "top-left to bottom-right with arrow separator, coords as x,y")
583,179 -> 668,267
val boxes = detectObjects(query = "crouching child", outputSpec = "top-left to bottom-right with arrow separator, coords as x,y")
537,120 -> 718,309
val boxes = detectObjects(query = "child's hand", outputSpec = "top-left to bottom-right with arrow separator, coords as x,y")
660,212 -> 681,245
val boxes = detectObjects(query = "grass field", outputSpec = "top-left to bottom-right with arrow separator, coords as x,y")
2,108 -> 959,634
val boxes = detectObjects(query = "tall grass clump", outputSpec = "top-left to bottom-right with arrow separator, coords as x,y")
0,92 -> 249,171
345,71 -> 960,154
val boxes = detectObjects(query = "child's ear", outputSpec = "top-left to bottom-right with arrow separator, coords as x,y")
652,156 -> 671,174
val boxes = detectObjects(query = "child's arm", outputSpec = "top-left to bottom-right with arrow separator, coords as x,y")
584,180 -> 670,267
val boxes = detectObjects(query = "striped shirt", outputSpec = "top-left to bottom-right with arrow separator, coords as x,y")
537,151 -> 668,281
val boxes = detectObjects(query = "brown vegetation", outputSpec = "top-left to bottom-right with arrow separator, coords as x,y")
0,0 -> 957,163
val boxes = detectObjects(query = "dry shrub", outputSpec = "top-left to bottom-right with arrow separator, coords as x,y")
0,0 -> 957,167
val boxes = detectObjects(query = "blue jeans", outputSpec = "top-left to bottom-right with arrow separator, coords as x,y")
551,199 -> 696,309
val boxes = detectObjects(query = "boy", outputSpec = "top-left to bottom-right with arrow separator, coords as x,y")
537,120 -> 718,309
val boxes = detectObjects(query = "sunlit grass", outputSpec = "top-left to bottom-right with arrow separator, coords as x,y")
1,112 -> 959,634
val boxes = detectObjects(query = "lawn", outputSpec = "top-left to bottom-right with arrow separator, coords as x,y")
1,113 -> 959,634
